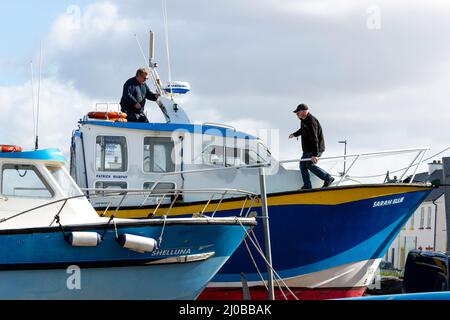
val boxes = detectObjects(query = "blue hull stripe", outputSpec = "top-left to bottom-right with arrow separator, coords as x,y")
213,189 -> 430,283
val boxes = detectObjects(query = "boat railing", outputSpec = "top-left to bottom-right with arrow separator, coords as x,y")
101,147 -> 429,191
202,122 -> 237,131
82,187 -> 260,219
279,147 -> 429,186
0,194 -> 88,225
94,102 -> 121,112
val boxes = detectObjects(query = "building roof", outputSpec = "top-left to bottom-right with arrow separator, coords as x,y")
409,169 -> 445,201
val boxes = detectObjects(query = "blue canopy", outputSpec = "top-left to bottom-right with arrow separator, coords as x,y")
0,148 -> 67,163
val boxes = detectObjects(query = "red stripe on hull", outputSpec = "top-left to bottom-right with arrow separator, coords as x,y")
198,286 -> 366,300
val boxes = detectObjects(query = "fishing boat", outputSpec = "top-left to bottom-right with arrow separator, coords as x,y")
0,146 -> 256,299
69,33 -> 433,300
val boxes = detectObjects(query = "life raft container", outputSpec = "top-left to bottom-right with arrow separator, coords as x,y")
87,111 -> 127,120
0,145 -> 23,153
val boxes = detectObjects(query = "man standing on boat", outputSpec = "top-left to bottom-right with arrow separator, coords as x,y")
289,103 -> 335,189
120,68 -> 160,122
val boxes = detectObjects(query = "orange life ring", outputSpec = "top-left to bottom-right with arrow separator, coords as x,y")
0,145 -> 23,153
87,111 -> 127,120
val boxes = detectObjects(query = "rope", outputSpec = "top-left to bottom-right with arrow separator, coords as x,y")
246,230 -> 292,299
242,238 -> 268,291
237,220 -> 299,300
101,215 -> 116,240
158,215 -> 168,246
134,34 -> 149,68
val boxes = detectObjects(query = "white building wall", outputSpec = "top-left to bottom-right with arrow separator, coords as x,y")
385,194 -> 447,270
435,195 -> 447,252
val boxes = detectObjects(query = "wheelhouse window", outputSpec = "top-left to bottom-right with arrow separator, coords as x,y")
203,139 -> 271,167
94,181 -> 127,196
143,137 -> 175,173
96,136 -> 128,172
203,144 -> 225,166
46,165 -> 83,197
244,142 -> 271,165
1,164 -> 53,198
143,182 -> 176,190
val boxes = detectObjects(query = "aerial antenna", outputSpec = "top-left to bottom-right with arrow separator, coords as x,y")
35,42 -> 43,150
30,60 -> 36,147
161,0 -> 173,98
134,33 -> 162,95
135,33 -> 149,68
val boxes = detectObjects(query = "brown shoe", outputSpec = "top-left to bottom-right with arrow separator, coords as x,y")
322,177 -> 335,188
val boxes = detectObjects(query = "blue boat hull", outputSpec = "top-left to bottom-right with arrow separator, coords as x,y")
90,184 -> 432,299
0,220 -> 253,300
200,185 -> 432,299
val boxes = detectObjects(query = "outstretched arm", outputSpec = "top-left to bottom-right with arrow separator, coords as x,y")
145,84 -> 160,101
289,128 -> 302,139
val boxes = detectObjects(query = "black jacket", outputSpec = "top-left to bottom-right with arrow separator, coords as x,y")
292,113 -> 325,156
120,77 -> 158,113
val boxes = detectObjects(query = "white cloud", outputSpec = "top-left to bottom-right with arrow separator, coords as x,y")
0,78 -> 94,155
1,0 -> 449,172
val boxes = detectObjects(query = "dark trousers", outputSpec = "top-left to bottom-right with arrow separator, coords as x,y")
300,152 -> 332,189
126,110 -> 149,123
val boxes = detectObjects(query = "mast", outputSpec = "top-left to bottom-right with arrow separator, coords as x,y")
149,30 -> 163,95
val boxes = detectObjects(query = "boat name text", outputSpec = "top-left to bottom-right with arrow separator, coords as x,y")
151,248 -> 192,256
95,174 -> 128,179
373,197 -> 405,207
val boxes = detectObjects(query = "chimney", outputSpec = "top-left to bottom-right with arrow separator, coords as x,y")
443,157 -> 450,252
428,160 -> 443,176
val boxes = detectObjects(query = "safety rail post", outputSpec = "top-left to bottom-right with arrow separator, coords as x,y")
211,190 -> 228,217
399,149 -> 424,182
200,193 -> 216,216
258,166 -> 274,300
149,194 -> 166,218
239,196 -> 249,217
165,192 -> 180,216
405,149 -> 427,183
244,196 -> 257,217
112,193 -> 128,217
336,155 -> 360,186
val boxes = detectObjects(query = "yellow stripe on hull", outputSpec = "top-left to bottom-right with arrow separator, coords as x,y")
97,184 -> 431,219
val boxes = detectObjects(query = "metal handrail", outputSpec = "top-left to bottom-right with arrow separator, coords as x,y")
83,187 -> 259,219
82,187 -> 258,197
202,122 -> 236,131
279,147 -> 429,186
279,147 -> 429,164
0,194 -> 87,224
95,102 -> 121,112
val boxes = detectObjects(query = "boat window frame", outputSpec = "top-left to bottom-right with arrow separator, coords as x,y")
142,136 -> 176,173
94,180 -> 128,196
95,135 -> 129,173
143,181 -> 177,191
0,163 -> 55,199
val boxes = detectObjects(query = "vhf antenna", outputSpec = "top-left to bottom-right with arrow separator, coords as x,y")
35,42 -> 43,150
149,30 -> 163,95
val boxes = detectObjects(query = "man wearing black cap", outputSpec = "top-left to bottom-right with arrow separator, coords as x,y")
289,103 -> 335,189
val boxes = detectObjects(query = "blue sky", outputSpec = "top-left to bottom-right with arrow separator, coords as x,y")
0,1 -> 91,85
0,0 -> 449,173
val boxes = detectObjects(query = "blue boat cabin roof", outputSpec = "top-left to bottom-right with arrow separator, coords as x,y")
79,120 -> 258,140
0,148 -> 67,163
